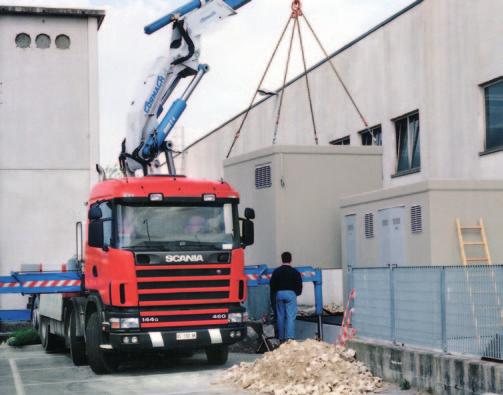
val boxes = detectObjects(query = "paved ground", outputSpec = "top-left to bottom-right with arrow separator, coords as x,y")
0,344 -> 424,395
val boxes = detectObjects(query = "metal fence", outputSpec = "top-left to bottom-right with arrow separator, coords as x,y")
350,265 -> 503,360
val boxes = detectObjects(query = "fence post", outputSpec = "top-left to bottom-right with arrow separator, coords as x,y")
440,266 -> 447,352
348,265 -> 353,294
389,265 -> 396,343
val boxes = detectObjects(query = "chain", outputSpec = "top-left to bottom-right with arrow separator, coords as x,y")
291,0 -> 302,18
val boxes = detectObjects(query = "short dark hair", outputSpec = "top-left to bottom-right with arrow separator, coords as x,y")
281,251 -> 292,263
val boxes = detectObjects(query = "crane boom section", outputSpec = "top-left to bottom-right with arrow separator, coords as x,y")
120,0 -> 251,176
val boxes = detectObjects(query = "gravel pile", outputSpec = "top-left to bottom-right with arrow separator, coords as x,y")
220,339 -> 382,395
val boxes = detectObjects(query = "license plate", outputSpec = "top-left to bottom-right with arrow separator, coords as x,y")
176,332 -> 197,341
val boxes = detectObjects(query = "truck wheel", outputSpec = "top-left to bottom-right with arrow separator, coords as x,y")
85,312 -> 118,374
67,309 -> 87,366
31,295 -> 40,330
39,316 -> 59,352
205,345 -> 229,365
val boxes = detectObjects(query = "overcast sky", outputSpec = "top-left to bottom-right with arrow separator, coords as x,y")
5,0 -> 414,165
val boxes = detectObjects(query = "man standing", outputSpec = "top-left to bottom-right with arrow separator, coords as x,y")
270,252 -> 303,341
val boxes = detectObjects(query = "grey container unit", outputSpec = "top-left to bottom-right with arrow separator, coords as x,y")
224,145 -> 383,271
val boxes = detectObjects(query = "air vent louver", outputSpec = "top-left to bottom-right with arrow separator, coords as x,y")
364,213 -> 374,238
255,164 -> 272,189
411,205 -> 423,233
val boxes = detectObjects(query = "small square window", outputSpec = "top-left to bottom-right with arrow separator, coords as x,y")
330,135 -> 350,145
360,126 -> 382,146
484,79 -> 503,151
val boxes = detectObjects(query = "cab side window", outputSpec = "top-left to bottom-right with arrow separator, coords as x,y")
100,201 -> 113,246
88,200 -> 113,248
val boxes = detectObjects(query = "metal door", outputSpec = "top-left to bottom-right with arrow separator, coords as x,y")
344,215 -> 357,269
379,207 -> 405,266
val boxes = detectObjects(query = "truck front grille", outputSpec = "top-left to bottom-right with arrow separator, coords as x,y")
135,264 -> 232,310
139,291 -> 229,302
139,306 -> 230,329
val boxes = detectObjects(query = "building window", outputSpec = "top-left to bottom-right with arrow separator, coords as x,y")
484,79 -> 503,151
35,34 -> 51,49
330,136 -> 350,145
360,126 -> 382,146
394,111 -> 420,174
255,164 -> 271,189
55,34 -> 71,49
15,33 -> 31,48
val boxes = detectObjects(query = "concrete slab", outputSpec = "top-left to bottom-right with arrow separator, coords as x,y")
0,344 -> 425,395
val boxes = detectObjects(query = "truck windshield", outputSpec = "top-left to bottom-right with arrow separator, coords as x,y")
116,203 -> 237,250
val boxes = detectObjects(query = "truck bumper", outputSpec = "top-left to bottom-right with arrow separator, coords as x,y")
108,325 -> 246,351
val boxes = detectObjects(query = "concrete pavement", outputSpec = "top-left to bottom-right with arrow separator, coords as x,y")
0,344 -> 424,395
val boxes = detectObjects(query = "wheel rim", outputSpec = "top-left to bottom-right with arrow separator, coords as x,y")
41,322 -> 47,343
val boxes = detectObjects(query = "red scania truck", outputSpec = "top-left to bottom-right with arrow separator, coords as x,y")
3,0 -> 257,374
33,175 -> 254,374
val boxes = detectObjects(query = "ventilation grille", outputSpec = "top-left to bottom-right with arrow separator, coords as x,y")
411,205 -> 423,233
255,164 -> 272,189
364,213 -> 374,238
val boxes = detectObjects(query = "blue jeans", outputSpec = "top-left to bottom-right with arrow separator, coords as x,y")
276,290 -> 297,340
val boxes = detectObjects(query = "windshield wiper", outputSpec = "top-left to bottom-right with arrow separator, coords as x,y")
126,241 -> 173,250
168,240 -> 228,250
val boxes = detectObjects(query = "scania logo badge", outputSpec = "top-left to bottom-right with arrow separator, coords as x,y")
165,254 -> 204,263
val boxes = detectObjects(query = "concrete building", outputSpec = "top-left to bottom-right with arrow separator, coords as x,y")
0,6 -> 104,308
176,0 -> 503,300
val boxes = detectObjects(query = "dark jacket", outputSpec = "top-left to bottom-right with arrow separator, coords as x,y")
270,264 -> 303,296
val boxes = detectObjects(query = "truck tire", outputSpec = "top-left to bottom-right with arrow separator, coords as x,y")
67,309 -> 87,366
205,345 -> 229,365
85,312 -> 119,374
39,316 -> 60,352
31,295 -> 40,330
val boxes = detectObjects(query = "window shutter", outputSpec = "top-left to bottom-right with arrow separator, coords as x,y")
255,164 -> 271,189
411,205 -> 423,233
364,213 -> 374,238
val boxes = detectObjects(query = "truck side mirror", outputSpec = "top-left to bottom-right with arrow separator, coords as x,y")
88,221 -> 104,249
88,205 -> 103,220
241,219 -> 254,247
244,208 -> 255,220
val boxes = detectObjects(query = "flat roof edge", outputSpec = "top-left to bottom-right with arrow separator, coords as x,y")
0,5 -> 106,29
224,145 -> 383,167
340,179 -> 503,208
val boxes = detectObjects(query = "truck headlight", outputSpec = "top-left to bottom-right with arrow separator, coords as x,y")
228,313 -> 243,323
120,318 -> 139,329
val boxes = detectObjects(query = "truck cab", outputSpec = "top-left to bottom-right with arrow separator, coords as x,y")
81,175 -> 254,372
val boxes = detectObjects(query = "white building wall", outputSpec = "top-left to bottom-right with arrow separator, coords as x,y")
0,10 -> 102,308
177,0 -> 503,186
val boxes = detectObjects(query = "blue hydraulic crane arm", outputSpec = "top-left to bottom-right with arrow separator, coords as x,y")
145,0 -> 252,34
120,0 -> 253,171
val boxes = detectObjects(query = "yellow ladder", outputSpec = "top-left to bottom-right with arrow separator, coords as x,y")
455,218 -> 501,356
455,218 -> 492,265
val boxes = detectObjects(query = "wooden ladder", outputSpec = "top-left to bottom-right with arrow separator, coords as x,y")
455,218 -> 501,356
456,218 -> 492,265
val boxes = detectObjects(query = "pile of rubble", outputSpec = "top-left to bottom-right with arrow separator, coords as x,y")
220,339 -> 381,395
